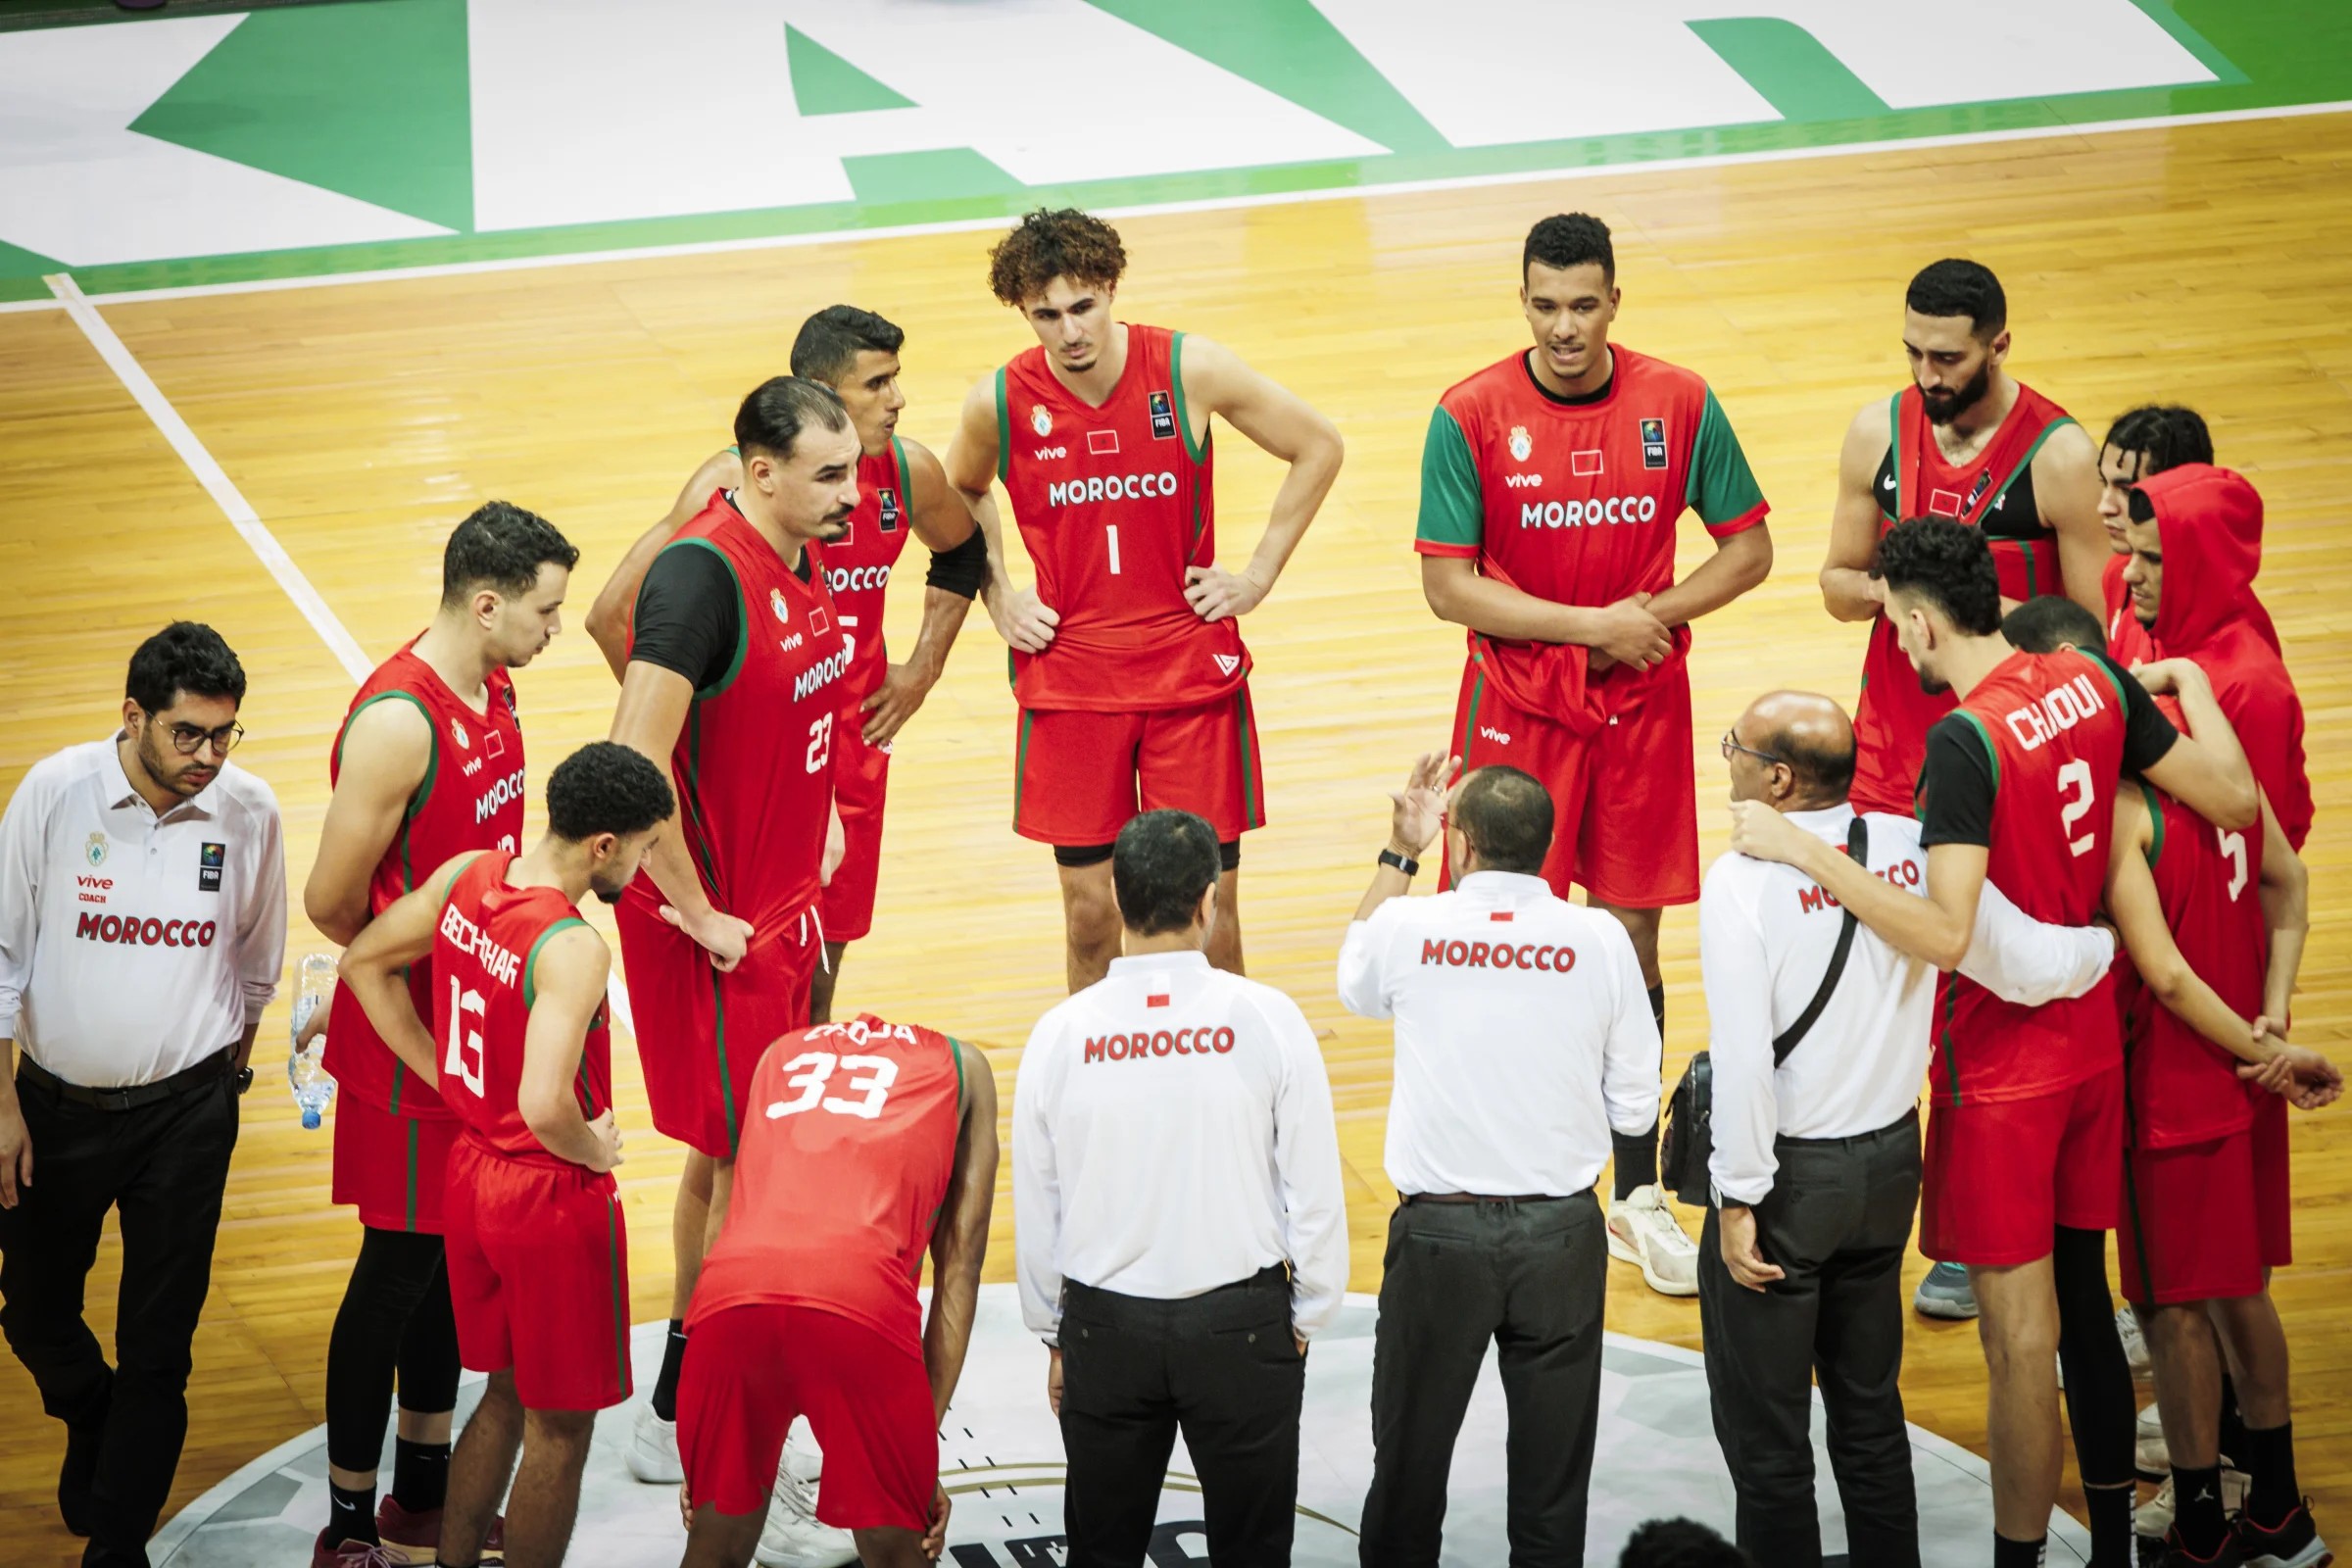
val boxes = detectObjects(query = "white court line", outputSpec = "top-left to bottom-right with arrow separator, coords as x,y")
46,271 -> 642,1037
1,95 -> 2347,317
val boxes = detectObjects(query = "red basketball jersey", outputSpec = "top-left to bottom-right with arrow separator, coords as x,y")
688,1014 -> 964,1349
818,440 -> 917,713
323,645 -> 526,1117
2115,780 -> 2267,1148
1850,383 -> 2076,814
996,324 -> 1245,711
430,853 -> 611,1165
620,496 -> 846,943
1928,649 -> 2127,1104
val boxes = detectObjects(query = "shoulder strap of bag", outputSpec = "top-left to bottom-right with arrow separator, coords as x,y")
1771,814 -> 1869,1063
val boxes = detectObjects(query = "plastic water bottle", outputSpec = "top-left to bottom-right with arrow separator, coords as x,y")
287,952 -> 338,1130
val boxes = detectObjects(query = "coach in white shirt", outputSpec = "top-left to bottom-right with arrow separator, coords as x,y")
1697,692 -> 2112,1568
1015,808 -> 1348,1568
1338,756 -> 1659,1568
0,622 -> 285,1568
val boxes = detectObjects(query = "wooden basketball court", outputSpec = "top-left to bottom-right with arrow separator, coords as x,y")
2,107 -> 2348,1566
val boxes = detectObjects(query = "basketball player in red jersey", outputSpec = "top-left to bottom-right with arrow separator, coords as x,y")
944,207 -> 1345,992
1731,520 -> 2257,1568
2004,596 -> 2336,1568
1821,259 -> 2110,816
675,1015 -> 997,1568
301,502 -> 576,1566
1415,212 -> 1772,1297
607,378 -> 863,1488
336,741 -> 675,1568
584,306 -> 989,1023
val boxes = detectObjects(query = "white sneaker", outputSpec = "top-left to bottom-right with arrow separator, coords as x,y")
2135,1467 -> 2248,1540
627,1406 -> 685,1486
756,1435 -> 857,1568
1606,1185 -> 1699,1298
2137,1400 -> 2170,1480
2116,1305 -> 2152,1377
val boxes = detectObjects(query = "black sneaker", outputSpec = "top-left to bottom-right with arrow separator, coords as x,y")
59,1421 -> 99,1537
2235,1500 -> 2333,1568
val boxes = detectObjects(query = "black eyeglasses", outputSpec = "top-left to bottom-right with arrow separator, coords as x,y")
155,719 -> 246,757
1720,729 -> 1783,765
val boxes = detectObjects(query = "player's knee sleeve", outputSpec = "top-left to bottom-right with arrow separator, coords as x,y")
2053,1225 -> 2135,1486
395,1257 -> 460,1413
1053,842 -> 1115,869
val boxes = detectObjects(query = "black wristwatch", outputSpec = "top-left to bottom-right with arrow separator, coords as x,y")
1378,847 -> 1420,878
232,1066 -> 254,1096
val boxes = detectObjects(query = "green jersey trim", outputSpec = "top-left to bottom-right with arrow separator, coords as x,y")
993,368 -> 1010,482
1414,405 -> 1483,552
660,537 -> 750,701
1171,330 -> 1210,467
1951,709 -> 2001,792
521,916 -> 591,1011
2138,780 -> 2166,869
1688,385 -> 1767,527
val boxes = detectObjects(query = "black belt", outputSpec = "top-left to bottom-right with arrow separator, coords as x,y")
19,1048 -> 233,1111
1403,1190 -> 1577,1204
1778,1106 -> 1919,1151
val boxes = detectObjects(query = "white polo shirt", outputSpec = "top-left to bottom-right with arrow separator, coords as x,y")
1337,870 -> 1662,1200
0,738 -> 286,1087
1698,805 -> 2117,1205
1013,950 -> 1349,1347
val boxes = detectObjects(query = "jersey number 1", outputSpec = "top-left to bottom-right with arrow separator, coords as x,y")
2057,760 -> 2096,858
1104,523 -> 1122,575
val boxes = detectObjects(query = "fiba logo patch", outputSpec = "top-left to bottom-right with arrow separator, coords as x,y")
878,487 -> 902,532
771,586 -> 792,624
1032,405 -> 1054,437
1507,425 -> 1532,463
1149,389 -> 1177,441
1640,416 -> 1669,470
450,717 -> 469,750
84,831 -> 109,867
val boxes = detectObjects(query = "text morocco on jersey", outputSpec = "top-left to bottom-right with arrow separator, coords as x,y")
430,852 -> 612,1163
323,645 -> 526,1118
996,324 -> 1247,712
1413,346 -> 1767,720
687,1016 -> 964,1351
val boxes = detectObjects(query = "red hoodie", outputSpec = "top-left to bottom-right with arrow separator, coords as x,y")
2107,464 -> 2311,849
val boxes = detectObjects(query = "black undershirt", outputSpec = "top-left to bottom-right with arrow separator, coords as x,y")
630,496 -> 811,691
1518,350 -> 1614,408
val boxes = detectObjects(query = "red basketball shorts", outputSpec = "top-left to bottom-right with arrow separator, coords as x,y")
442,1139 -> 630,1411
1013,686 -> 1265,848
1920,1066 -> 2124,1266
819,719 -> 891,944
331,1095 -> 459,1235
1445,658 -> 1698,907
2118,1125 -> 2268,1306
616,896 -> 819,1158
2250,1089 -> 2292,1270
678,1302 -> 936,1532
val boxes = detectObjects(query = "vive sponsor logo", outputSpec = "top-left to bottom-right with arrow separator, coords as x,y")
1478,725 -> 1512,746
1503,473 -> 1544,489
1033,445 -> 1067,460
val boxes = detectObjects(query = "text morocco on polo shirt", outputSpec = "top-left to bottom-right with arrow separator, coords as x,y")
1418,909 -> 1579,974
1082,984 -> 1235,1065
1797,855 -> 1924,915
73,906 -> 220,949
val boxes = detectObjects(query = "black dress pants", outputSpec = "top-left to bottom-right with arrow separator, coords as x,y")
1360,1192 -> 1608,1568
0,1060 -> 239,1568
1696,1112 -> 1922,1568
1058,1264 -> 1305,1568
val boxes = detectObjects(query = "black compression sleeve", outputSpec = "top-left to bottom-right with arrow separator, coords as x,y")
1917,717 -> 1995,848
2084,648 -> 2181,774
629,544 -> 739,690
925,529 -> 988,599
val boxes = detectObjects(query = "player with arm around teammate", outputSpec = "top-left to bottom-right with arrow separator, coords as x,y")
944,207 -> 1345,993
337,742 -> 676,1568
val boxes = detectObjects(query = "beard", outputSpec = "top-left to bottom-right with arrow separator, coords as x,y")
1920,361 -> 1993,426
593,884 -> 625,906
1914,668 -> 1951,696
138,730 -> 210,797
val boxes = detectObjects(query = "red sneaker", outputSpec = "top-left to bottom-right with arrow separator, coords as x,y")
310,1531 -> 407,1568
371,1498 -> 506,1566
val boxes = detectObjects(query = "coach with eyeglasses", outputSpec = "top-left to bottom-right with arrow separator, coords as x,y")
0,622 -> 285,1568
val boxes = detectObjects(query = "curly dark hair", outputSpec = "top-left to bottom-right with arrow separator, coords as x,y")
125,621 -> 246,714
545,742 -> 675,842
441,501 -> 578,609
987,208 -> 1127,305
2102,404 -> 2213,475
1874,516 -> 2003,637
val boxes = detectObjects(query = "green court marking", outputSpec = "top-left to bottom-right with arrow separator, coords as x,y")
842,148 -> 1028,210
1688,18 -> 1891,122
785,24 -> 914,115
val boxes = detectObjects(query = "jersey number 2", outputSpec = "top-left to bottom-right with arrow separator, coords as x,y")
764,1051 -> 897,1121
2219,828 -> 2249,902
443,977 -> 486,1099
2057,760 -> 2096,858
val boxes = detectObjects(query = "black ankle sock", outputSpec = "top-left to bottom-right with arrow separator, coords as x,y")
651,1319 -> 689,1422
2085,1484 -> 2132,1566
59,1422 -> 100,1537
2243,1420 -> 2299,1527
2171,1464 -> 2229,1556
1992,1533 -> 2045,1568
326,1481 -> 377,1547
391,1435 -> 449,1513
2217,1371 -> 2250,1465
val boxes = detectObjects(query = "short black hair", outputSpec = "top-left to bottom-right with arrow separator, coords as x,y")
1874,516 -> 2002,637
2102,405 -> 2213,474
1452,766 -> 1554,876
1524,213 -> 1614,285
1112,809 -> 1220,937
789,305 -> 906,387
1905,258 -> 2006,339
440,501 -> 578,609
125,621 -> 246,714
545,742 -> 675,842
1617,1517 -> 1755,1568
2002,594 -> 2107,656
734,375 -> 853,464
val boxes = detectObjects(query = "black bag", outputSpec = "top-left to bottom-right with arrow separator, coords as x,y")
1659,814 -> 1868,1208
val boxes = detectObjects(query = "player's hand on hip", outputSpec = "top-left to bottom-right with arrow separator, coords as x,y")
1389,752 -> 1456,857
921,1483 -> 953,1559
860,662 -> 934,746
990,586 -> 1058,653
1046,1347 -> 1063,1416
0,1100 -> 30,1207
1719,1205 -> 1784,1292
662,901 -> 755,972
1592,593 -> 1671,670
586,1110 -> 623,1173
1183,564 -> 1268,622
1727,799 -> 1810,867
